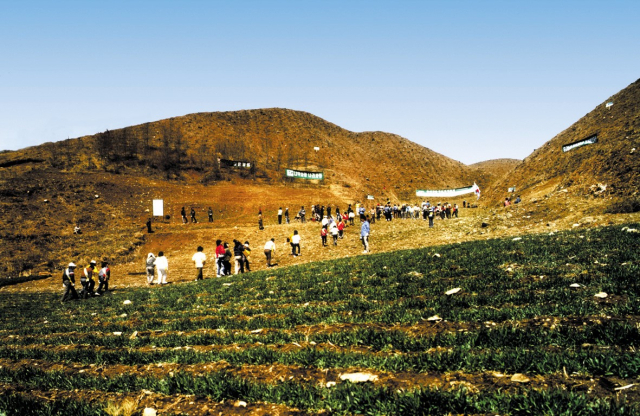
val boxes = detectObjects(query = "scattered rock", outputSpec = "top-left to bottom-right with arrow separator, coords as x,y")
143,408 -> 157,416
512,237 -> 522,241
426,315 -> 442,321
123,300 -> 132,305
481,222 -> 489,228
113,332 -> 122,336
129,331 -> 138,340
570,283 -> 581,288
326,381 -> 337,388
445,288 -> 462,295
234,400 -> 247,408
339,372 -> 379,383
594,292 -> 608,298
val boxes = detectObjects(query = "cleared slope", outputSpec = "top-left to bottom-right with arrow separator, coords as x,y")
487,79 -> 640,204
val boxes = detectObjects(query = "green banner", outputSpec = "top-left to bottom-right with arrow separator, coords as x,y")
285,169 -> 324,180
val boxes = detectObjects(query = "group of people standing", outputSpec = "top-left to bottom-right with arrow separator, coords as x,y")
61,260 -> 111,302
181,206 -> 215,224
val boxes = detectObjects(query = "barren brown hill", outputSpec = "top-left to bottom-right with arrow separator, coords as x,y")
469,158 -> 522,192
486,78 -> 640,205
0,109 -> 481,278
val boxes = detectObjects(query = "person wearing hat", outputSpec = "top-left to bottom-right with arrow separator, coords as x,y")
81,260 -> 98,298
145,253 -> 156,284
61,262 -> 79,302
242,241 -> 251,272
97,261 -> 110,294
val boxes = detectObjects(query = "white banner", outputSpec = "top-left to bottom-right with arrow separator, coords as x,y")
416,183 -> 480,199
152,199 -> 164,217
562,135 -> 597,153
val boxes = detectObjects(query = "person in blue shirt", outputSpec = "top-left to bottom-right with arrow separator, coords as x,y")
360,216 -> 370,253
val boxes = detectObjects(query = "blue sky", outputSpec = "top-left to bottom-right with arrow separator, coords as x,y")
1,0 -> 638,164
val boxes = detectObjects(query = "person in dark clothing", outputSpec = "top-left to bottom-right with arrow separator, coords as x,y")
61,263 -> 79,302
81,260 -> 97,298
190,208 -> 197,223
208,207 -> 214,222
233,240 -> 245,274
299,206 -> 306,223
223,243 -> 232,276
327,206 -> 332,219
97,261 -> 110,294
284,208 -> 290,224
258,213 -> 264,230
146,218 -> 153,233
181,207 -> 187,224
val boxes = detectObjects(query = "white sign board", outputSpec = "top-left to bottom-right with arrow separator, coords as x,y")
153,199 -> 164,217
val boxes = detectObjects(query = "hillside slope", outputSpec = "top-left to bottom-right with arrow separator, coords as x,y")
0,109 -> 483,277
487,79 -> 640,204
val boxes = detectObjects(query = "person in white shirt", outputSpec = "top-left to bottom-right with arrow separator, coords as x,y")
192,246 -> 206,281
277,207 -> 283,224
291,230 -> 301,256
330,221 -> 339,245
264,238 -> 276,267
154,251 -> 169,284
321,216 -> 329,228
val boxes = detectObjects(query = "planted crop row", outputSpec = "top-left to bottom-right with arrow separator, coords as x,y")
3,342 -> 640,378
5,320 -> 638,352
1,366 -> 637,416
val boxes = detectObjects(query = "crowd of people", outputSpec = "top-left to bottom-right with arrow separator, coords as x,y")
61,260 -> 111,302
62,199 -> 466,299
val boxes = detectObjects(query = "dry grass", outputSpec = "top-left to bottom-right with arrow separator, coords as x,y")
104,398 -> 137,416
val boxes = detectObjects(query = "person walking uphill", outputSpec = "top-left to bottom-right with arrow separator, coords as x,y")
242,241 -> 252,272
181,207 -> 187,224
361,216 -> 371,253
190,207 -> 197,223
61,262 -> 79,302
264,238 -> 276,267
192,246 -> 206,281
233,240 -> 245,274
97,261 -> 110,294
145,253 -> 156,284
215,240 -> 225,277
208,207 -> 214,222
81,260 -> 98,298
291,230 -> 301,256
155,251 -> 169,284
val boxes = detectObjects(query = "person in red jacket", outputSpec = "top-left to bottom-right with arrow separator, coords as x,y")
337,218 -> 345,239
215,239 -> 225,277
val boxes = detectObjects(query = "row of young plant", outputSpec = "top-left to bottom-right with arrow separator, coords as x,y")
1,365 -> 638,416
5,319 -> 638,353
3,341 -> 640,378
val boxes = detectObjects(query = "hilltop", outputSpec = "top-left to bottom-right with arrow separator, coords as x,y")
0,109 -> 496,278
487,78 -> 640,205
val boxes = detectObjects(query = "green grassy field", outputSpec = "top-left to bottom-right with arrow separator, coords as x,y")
1,224 -> 639,415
